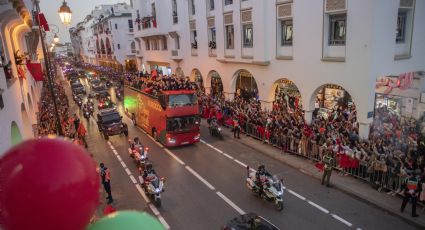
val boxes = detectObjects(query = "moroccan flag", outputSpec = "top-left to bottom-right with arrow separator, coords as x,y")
37,13 -> 49,31
26,63 -> 44,81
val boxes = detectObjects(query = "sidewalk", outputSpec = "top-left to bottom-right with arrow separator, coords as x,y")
218,125 -> 425,228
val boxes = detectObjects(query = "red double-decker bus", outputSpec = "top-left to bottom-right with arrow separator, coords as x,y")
124,86 -> 200,147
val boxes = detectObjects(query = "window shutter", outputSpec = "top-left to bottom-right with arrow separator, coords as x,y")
277,4 -> 292,18
189,20 -> 196,30
224,13 -> 233,25
241,10 -> 252,23
207,17 -> 215,28
325,0 -> 346,13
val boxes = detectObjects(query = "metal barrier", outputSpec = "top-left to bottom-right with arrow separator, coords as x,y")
216,119 -> 409,195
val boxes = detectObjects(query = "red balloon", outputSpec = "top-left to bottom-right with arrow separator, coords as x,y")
0,138 -> 100,230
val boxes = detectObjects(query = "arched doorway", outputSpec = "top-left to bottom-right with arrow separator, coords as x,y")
105,37 -> 112,54
10,121 -> 22,145
190,69 -> 204,92
271,78 -> 302,112
27,93 -> 33,113
96,39 -> 100,54
233,69 -> 258,100
207,70 -> 223,97
100,39 -> 105,54
175,67 -> 184,78
311,84 -> 356,121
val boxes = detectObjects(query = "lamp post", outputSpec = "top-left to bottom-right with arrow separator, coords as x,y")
58,0 -> 72,26
34,0 -> 72,136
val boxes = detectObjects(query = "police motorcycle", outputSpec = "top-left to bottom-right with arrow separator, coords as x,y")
115,87 -> 123,100
139,163 -> 165,207
246,165 -> 284,211
128,137 -> 149,170
74,95 -> 83,108
208,117 -> 223,139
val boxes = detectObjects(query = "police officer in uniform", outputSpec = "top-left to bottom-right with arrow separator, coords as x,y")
100,163 -> 113,204
401,172 -> 421,217
321,150 -> 334,187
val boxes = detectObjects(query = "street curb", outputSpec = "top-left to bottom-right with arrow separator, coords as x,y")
219,127 -> 425,229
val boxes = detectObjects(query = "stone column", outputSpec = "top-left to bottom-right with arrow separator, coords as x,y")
304,110 -> 314,125
358,122 -> 371,139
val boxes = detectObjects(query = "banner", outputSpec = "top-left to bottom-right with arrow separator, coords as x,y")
37,13 -> 50,31
26,63 -> 44,81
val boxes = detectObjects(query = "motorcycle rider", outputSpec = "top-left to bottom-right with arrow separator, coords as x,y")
142,163 -> 157,189
255,165 -> 269,197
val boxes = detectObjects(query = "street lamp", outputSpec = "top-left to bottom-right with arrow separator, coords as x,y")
53,33 -> 59,43
58,0 -> 72,26
34,0 -> 73,136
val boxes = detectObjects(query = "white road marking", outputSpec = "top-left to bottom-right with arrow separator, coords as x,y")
234,159 -> 247,168
164,148 -> 185,165
331,214 -> 353,227
214,148 -> 223,154
287,189 -> 306,201
158,216 -> 171,230
185,166 -> 215,190
222,152 -> 234,160
125,168 -> 132,176
216,191 -> 246,215
200,140 -> 206,143
135,184 -> 149,202
149,204 -> 160,216
307,200 -> 329,214
107,142 -> 170,229
113,149 -> 119,155
129,175 -> 137,184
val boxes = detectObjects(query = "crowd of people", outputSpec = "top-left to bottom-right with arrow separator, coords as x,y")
200,90 -> 425,196
37,61 -> 88,147
126,73 -> 195,96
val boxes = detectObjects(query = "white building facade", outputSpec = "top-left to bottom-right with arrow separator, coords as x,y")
0,0 -> 44,155
131,0 -> 425,138
72,3 -> 137,71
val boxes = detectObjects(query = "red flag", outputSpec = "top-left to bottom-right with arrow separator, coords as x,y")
37,13 -> 50,31
315,162 -> 324,172
26,63 -> 44,81
17,66 -> 26,79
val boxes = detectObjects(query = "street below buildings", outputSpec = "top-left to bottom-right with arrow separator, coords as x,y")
68,78 -> 416,230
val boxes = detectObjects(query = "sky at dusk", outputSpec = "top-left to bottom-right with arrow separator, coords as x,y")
39,0 -> 130,43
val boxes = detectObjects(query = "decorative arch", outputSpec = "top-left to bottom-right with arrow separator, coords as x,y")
10,121 -> 22,145
96,38 -> 100,54
105,37 -> 111,54
206,70 -> 223,96
269,78 -> 302,111
27,93 -> 33,113
309,83 -> 356,119
231,69 -> 258,100
175,67 -> 184,78
100,39 -> 105,54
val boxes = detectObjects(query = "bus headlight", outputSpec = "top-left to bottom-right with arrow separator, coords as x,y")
168,138 -> 176,144
194,134 -> 200,140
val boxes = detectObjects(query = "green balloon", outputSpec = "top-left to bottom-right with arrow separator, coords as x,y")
88,211 -> 166,230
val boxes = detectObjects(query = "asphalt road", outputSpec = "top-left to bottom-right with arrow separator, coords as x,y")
68,78 -> 416,230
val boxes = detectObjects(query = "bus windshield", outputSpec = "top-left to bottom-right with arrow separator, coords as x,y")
168,94 -> 197,107
166,116 -> 200,133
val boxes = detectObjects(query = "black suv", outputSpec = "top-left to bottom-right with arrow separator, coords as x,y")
71,83 -> 86,95
97,108 -> 128,140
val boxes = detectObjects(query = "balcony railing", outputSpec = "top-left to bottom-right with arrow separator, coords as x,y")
131,49 -> 137,54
